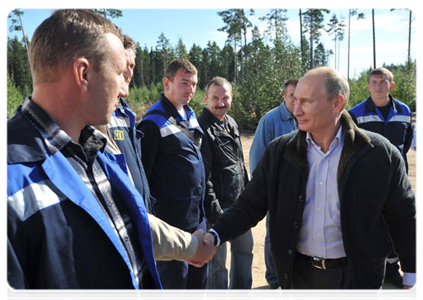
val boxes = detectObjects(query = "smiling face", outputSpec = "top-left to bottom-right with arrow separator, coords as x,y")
164,68 -> 197,111
87,33 -> 127,125
204,82 -> 233,120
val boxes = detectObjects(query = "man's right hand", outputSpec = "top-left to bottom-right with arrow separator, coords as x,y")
188,230 -> 216,267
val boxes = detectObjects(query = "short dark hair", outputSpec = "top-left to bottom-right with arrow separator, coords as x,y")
283,78 -> 299,95
369,67 -> 394,84
123,34 -> 137,52
205,76 -> 232,94
165,59 -> 198,81
30,9 -> 123,84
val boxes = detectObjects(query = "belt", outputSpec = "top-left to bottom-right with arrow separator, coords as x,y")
297,252 -> 348,270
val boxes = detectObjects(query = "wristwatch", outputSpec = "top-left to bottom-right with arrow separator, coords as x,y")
207,230 -> 218,246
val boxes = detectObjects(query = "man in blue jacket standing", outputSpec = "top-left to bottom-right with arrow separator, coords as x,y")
138,59 -> 207,289
349,67 -> 414,288
7,9 -> 161,289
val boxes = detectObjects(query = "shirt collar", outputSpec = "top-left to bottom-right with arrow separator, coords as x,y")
22,97 -> 106,155
306,125 -> 344,153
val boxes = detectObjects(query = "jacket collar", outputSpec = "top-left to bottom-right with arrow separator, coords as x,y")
365,95 -> 403,114
8,98 -> 106,165
286,111 -> 372,171
201,107 -> 239,138
278,101 -> 295,122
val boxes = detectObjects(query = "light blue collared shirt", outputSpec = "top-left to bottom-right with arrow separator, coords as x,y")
296,126 -> 346,259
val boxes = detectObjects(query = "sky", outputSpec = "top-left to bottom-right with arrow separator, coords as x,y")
4,2 -> 418,80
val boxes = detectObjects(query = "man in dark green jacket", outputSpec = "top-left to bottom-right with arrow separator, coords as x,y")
206,67 -> 416,289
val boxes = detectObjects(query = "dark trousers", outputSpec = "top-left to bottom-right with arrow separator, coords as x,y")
292,253 -> 352,289
156,219 -> 208,289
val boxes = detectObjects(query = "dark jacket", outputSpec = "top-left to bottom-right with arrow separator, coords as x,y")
138,94 -> 205,231
212,111 -> 416,289
7,108 -> 161,289
198,107 -> 249,224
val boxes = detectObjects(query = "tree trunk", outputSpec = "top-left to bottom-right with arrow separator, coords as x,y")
372,9 -> 376,69
347,10 -> 351,80
299,9 -> 304,61
408,10 -> 412,64
18,13 -> 32,80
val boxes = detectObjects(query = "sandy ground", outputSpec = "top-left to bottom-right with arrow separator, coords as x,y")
230,132 -> 417,289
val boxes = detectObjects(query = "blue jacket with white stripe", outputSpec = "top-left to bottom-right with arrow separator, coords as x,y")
138,94 -> 205,232
348,95 -> 414,170
7,108 -> 161,289
108,98 -> 155,214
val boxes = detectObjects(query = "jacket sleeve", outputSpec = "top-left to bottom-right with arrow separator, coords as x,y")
137,120 -> 161,179
403,118 -> 414,155
200,132 -> 224,225
383,145 -> 416,273
249,118 -> 272,176
213,141 -> 272,244
148,214 -> 198,261
7,202 -> 28,289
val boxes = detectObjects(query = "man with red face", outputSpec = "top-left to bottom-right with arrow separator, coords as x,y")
198,77 -> 253,289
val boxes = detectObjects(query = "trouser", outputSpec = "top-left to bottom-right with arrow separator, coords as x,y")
292,252 -> 352,289
264,212 -> 278,286
206,227 -> 254,289
156,219 -> 208,289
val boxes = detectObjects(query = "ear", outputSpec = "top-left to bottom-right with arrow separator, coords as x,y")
204,93 -> 208,103
74,57 -> 90,92
333,95 -> 345,112
389,81 -> 396,90
163,77 -> 170,91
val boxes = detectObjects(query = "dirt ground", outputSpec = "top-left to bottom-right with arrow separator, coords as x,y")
229,132 -> 417,289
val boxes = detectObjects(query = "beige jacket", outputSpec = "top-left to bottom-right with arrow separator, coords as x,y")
96,125 -> 198,261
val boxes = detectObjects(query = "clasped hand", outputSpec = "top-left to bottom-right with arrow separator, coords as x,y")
188,231 -> 216,267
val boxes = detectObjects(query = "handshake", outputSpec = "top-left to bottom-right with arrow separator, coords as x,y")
189,230 -> 217,267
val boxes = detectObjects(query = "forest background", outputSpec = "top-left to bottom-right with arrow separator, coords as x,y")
7,8 -> 416,130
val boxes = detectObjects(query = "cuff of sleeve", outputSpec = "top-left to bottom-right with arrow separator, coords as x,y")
403,272 -> 416,286
208,228 -> 221,247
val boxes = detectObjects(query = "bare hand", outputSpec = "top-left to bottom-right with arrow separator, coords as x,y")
402,285 -> 420,300
188,230 -> 216,267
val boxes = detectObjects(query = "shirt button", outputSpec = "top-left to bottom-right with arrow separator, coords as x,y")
293,222 -> 299,228
298,195 -> 304,202
284,273 -> 289,280
288,249 -> 294,255
319,182 -> 323,186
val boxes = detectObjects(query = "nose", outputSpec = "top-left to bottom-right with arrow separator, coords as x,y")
293,100 -> 302,117
120,75 -> 129,98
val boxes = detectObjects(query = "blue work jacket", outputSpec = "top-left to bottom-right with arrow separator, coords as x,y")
7,109 -> 162,289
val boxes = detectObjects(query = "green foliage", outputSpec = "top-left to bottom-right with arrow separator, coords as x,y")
348,69 -> 371,109
389,61 -> 416,111
126,82 -> 164,119
7,76 -> 24,118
